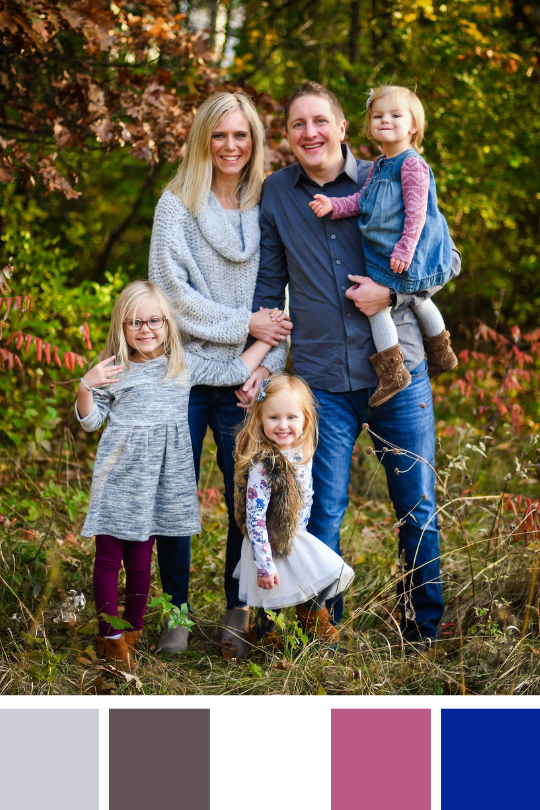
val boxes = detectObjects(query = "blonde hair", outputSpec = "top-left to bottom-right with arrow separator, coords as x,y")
166,91 -> 266,215
100,280 -> 184,382
235,373 -> 318,478
363,85 -> 425,154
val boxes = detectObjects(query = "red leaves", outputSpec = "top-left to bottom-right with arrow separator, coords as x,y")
80,314 -> 92,350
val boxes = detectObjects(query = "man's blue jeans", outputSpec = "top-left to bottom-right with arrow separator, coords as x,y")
309,360 -> 444,640
156,385 -> 246,612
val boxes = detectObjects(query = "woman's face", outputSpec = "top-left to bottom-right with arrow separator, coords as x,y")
210,110 -> 253,182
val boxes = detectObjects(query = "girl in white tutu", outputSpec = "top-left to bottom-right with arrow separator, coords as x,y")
233,373 -> 354,645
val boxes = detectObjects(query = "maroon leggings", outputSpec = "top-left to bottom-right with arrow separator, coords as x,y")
94,534 -> 155,638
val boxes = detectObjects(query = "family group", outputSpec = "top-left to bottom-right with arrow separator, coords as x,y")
76,80 -> 461,672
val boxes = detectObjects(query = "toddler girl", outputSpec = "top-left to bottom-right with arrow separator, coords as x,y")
76,280 -> 274,671
233,373 -> 354,646
310,85 -> 458,407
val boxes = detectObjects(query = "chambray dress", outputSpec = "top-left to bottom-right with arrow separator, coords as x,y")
76,353 -> 250,541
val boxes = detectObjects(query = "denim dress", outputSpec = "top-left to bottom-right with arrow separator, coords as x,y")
358,148 -> 453,293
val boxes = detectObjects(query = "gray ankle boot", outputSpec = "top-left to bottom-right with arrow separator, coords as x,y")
220,608 -> 250,661
157,624 -> 189,654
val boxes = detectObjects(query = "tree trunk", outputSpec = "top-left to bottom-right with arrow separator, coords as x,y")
209,0 -> 219,51
348,0 -> 361,65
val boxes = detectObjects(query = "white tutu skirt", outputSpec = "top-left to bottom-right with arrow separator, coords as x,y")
233,527 -> 355,610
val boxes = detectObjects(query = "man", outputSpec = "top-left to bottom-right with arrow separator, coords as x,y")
246,81 -> 461,645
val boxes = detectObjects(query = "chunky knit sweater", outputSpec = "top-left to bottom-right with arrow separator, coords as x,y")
149,189 -> 286,372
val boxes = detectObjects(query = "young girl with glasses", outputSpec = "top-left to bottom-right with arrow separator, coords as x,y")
76,279 -> 276,671
233,373 -> 355,648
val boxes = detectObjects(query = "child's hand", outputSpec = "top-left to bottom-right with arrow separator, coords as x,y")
81,356 -> 123,389
390,258 -> 409,274
257,572 -> 280,590
309,194 -> 333,217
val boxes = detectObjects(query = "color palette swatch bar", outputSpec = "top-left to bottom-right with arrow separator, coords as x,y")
442,709 -> 536,809
109,708 -> 210,810
332,708 -> 431,809
0,709 -> 99,810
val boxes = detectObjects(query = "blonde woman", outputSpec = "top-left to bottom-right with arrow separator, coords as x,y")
149,92 -> 291,658
76,280 -> 275,671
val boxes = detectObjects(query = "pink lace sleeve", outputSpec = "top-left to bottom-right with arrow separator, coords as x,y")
330,160 -> 376,219
391,157 -> 430,264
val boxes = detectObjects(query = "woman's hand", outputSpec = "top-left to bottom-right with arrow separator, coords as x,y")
80,356 -> 123,389
309,194 -> 333,217
257,572 -> 280,590
249,307 -> 292,345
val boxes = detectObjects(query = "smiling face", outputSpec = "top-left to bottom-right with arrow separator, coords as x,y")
369,95 -> 416,156
123,295 -> 168,362
261,388 -> 306,449
210,109 -> 253,183
286,95 -> 346,182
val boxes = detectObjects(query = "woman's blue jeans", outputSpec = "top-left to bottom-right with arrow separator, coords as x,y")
309,360 -> 444,640
156,385 -> 246,612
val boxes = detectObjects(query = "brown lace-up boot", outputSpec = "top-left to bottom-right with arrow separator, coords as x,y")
423,330 -> 458,378
368,344 -> 412,407
95,634 -> 133,671
123,629 -> 143,658
296,604 -> 340,644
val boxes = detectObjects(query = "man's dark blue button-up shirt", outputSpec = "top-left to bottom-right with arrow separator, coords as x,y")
253,145 -> 461,392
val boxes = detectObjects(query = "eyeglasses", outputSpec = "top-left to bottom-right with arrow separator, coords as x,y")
123,317 -> 167,332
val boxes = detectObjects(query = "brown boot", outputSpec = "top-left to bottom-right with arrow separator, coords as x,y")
296,604 -> 340,644
246,624 -> 284,652
95,634 -> 134,671
123,629 -> 143,658
423,329 -> 458,379
368,344 -> 411,407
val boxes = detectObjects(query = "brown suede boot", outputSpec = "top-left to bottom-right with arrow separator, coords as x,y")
423,329 -> 458,378
246,624 -> 284,652
368,344 -> 412,407
123,629 -> 143,658
296,604 -> 340,644
95,634 -> 133,671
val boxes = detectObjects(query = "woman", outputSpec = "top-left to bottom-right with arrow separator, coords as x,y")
149,91 -> 290,658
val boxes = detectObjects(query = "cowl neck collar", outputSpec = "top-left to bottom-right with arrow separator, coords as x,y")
197,190 -> 260,263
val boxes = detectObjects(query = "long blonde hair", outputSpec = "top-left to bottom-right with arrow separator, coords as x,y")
100,280 -> 184,382
166,91 -> 266,215
364,85 -> 425,154
235,373 -> 318,478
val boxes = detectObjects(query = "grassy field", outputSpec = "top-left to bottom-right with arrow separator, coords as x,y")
1,377 -> 539,697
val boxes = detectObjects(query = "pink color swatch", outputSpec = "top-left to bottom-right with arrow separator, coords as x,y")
332,709 -> 431,809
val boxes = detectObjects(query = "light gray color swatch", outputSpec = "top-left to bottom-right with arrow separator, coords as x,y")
0,709 -> 99,810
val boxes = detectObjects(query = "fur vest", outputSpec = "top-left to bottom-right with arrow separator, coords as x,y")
234,452 -> 304,560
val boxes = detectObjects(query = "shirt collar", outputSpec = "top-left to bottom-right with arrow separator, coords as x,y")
293,144 -> 358,187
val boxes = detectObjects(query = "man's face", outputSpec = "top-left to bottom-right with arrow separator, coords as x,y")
286,95 -> 346,175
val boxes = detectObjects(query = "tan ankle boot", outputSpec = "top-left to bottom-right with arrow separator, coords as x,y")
123,629 -> 143,657
423,329 -> 458,378
368,344 -> 412,407
95,634 -> 134,671
296,604 -> 340,644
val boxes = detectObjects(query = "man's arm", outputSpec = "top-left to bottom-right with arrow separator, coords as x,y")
394,245 -> 461,309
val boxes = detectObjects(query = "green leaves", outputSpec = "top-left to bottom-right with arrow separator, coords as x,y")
148,594 -> 195,632
98,613 -> 133,630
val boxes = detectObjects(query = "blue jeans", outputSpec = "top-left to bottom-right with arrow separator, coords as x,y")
156,385 -> 246,612
309,360 -> 444,640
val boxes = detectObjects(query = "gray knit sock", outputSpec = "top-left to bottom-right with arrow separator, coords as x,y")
411,299 -> 445,337
369,307 -> 399,353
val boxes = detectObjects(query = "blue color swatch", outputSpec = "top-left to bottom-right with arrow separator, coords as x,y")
442,708 -> 536,808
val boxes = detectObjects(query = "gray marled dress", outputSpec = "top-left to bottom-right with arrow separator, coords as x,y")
77,352 -> 251,541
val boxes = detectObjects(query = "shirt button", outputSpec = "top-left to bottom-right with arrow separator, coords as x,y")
331,234 -> 336,239
349,340 -> 354,345
347,313 -> 352,318
342,286 -> 347,291
336,260 -> 341,265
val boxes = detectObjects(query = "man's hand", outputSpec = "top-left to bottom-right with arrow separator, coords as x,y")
235,365 -> 270,408
257,572 -> 280,590
249,307 -> 292,346
345,275 -> 391,317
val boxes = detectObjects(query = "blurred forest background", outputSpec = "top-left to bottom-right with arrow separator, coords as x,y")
1,2 -> 540,695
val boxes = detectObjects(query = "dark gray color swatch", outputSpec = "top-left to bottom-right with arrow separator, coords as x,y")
0,709 -> 99,810
110,708 -> 210,810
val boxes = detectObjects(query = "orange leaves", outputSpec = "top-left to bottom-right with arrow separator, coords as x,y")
80,314 -> 92,351
1,330 -> 84,375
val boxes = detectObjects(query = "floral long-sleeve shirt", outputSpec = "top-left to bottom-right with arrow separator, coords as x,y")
245,447 -> 313,577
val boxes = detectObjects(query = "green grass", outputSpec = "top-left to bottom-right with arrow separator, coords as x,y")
1,409 -> 540,695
